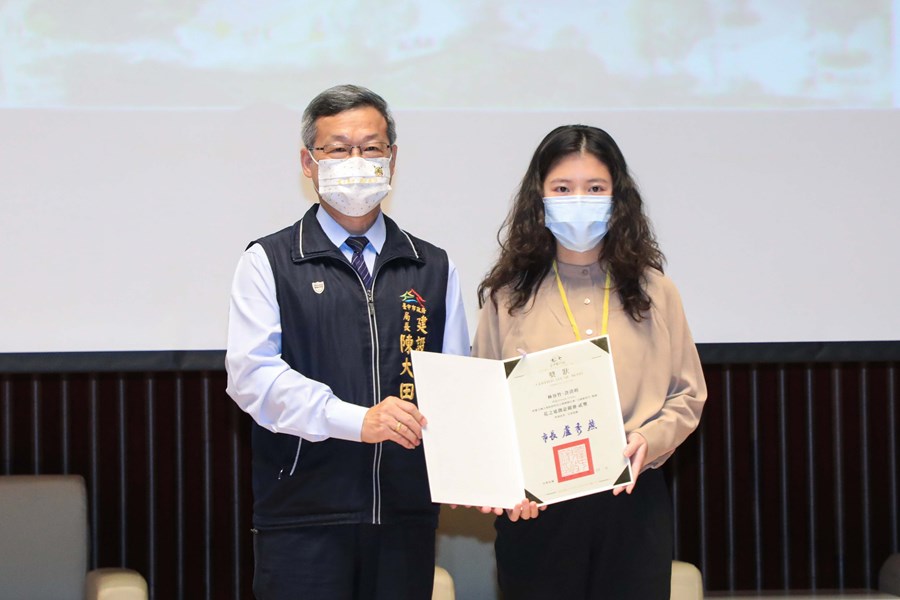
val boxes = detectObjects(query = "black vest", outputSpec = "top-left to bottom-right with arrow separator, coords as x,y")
250,205 -> 448,529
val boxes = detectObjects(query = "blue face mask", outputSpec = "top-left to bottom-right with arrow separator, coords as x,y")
542,195 -> 614,252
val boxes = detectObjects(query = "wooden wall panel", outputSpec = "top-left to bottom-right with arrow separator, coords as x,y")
1,361 -> 897,598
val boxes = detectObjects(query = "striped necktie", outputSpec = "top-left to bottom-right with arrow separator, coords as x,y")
345,236 -> 373,289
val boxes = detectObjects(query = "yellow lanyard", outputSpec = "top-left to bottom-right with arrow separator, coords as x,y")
552,260 -> 611,341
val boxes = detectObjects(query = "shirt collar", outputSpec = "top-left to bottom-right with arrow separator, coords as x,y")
315,205 -> 386,254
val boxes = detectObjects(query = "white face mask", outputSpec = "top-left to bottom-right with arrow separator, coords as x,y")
542,195 -> 614,252
312,156 -> 392,217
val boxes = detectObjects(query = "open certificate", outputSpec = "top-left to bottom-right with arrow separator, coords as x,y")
410,336 -> 632,509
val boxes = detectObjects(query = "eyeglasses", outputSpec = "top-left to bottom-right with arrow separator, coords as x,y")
309,142 -> 392,159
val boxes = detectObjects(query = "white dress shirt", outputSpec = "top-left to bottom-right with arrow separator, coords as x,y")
225,207 -> 470,443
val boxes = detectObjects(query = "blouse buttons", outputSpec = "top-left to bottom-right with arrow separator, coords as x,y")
584,298 -> 591,305
585,329 -> 594,335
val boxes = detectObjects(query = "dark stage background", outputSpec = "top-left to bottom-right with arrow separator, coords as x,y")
1,345 -> 898,599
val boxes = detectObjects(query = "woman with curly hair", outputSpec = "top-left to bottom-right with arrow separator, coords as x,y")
473,124 -> 707,599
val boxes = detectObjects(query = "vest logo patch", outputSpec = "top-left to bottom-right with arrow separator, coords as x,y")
311,281 -> 325,294
399,288 -> 425,309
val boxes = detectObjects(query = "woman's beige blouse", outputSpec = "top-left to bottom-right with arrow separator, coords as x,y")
472,261 -> 708,469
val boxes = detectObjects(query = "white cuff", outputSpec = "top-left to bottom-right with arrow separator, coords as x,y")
325,399 -> 369,442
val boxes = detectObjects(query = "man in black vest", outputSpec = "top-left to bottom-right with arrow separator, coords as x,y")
225,84 -> 470,599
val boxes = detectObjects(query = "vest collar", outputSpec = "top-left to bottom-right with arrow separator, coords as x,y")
291,204 -> 425,267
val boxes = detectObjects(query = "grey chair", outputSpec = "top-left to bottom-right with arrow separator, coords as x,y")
0,474 -> 147,600
881,553 -> 900,597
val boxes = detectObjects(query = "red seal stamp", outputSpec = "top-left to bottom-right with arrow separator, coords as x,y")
553,438 -> 594,482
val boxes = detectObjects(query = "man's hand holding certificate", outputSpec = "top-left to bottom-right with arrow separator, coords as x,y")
411,336 -> 632,509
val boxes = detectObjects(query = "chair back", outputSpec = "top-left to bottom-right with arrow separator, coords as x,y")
0,475 -> 89,600
880,553 -> 900,596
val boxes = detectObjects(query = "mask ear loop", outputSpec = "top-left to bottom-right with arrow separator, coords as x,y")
306,148 -> 322,196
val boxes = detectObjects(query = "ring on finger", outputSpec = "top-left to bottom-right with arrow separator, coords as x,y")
395,421 -> 404,433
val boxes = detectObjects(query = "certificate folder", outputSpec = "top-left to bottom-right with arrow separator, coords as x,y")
411,335 -> 632,509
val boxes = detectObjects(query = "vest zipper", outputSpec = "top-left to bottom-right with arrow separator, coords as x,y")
348,257 -> 388,525
356,268 -> 383,526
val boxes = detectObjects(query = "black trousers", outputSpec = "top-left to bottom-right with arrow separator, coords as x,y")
494,469 -> 674,600
252,523 -> 436,600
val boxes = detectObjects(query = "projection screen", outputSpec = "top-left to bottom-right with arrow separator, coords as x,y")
1,0 -> 897,354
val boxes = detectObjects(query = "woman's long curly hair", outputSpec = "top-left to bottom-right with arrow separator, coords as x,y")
477,124 -> 665,322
